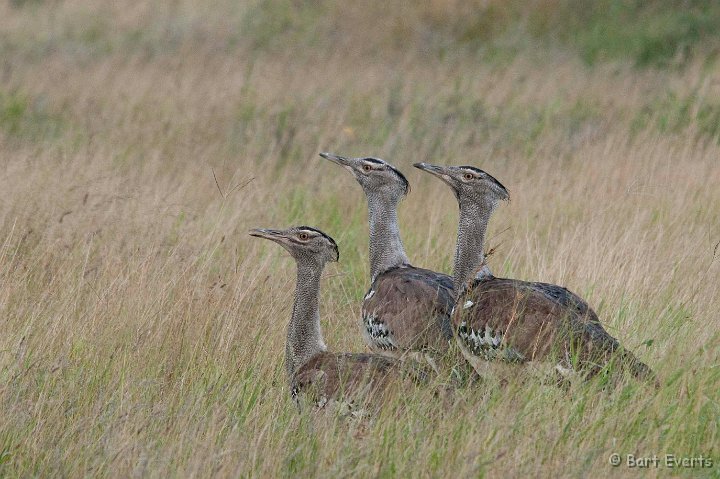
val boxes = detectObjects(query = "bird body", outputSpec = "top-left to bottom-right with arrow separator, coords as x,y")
453,276 -> 656,383
320,153 -> 454,360
250,226 -> 405,409
414,163 -> 657,386
362,265 -> 454,355
291,351 -> 398,408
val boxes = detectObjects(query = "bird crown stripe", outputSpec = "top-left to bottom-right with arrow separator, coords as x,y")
458,166 -> 508,193
361,157 -> 410,193
363,157 -> 385,164
297,226 -> 340,260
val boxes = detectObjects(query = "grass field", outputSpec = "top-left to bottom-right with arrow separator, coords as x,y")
1,1 -> 719,477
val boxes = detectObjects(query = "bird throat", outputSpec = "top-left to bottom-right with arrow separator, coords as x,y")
453,202 -> 493,292
286,262 -> 327,379
366,196 -> 410,281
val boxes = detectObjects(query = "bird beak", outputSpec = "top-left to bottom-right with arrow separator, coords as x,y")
319,152 -> 354,171
413,162 -> 453,182
249,228 -> 287,244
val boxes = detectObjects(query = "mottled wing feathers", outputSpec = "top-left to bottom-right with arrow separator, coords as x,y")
454,276 -> 635,376
361,266 -> 454,355
291,352 -> 399,408
530,282 -> 595,319
454,276 -> 658,385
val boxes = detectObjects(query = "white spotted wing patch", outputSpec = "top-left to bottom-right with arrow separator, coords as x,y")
364,289 -> 376,301
457,321 -> 525,362
362,311 -> 397,350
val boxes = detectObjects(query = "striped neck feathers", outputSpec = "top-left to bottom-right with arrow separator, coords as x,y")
286,261 -> 328,379
366,195 -> 410,281
453,200 -> 496,293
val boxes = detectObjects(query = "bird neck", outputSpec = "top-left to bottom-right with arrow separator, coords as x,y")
366,195 -> 410,281
286,261 -> 327,379
453,201 -> 494,293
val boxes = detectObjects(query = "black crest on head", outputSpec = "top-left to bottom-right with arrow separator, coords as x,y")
364,158 -> 410,195
298,226 -> 339,261
389,165 -> 410,195
459,166 -> 508,196
363,157 -> 385,165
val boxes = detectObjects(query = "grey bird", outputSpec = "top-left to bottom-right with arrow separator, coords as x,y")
250,226 -> 409,409
319,153 -> 455,368
414,163 -> 658,387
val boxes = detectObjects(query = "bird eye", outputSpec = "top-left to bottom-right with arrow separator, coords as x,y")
298,233 -> 309,240
463,173 -> 474,180
362,164 -> 372,172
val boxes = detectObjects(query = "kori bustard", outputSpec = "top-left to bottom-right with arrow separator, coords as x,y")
320,153 -> 454,368
414,163 -> 658,386
250,226 -> 407,409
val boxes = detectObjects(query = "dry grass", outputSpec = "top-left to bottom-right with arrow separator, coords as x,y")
0,1 -> 718,477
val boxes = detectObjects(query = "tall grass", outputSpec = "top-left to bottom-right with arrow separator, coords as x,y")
0,1 -> 718,477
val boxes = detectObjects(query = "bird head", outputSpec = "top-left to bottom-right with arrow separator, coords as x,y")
319,152 -> 410,201
413,163 -> 509,206
249,226 -> 339,265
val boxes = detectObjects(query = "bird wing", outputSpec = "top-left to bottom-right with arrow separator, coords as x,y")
361,266 -> 454,354
292,352 -> 399,408
454,276 -> 621,367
